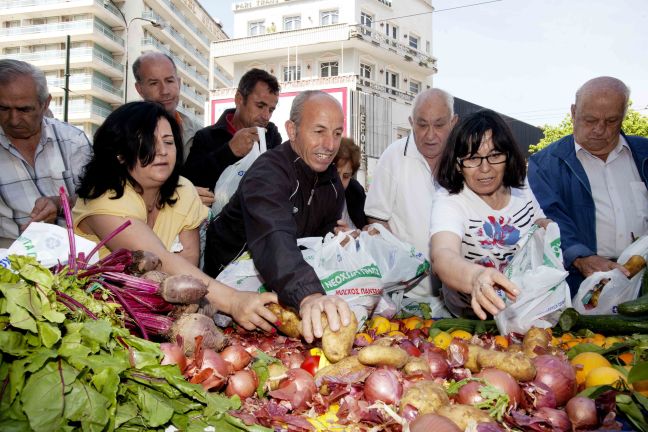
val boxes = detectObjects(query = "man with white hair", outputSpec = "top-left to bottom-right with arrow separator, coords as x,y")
365,88 -> 458,298
529,76 -> 648,292
0,59 -> 91,247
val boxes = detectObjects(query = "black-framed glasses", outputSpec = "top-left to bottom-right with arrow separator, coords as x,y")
458,152 -> 507,168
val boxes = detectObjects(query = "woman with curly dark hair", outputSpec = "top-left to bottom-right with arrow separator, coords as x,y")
430,109 -> 549,319
334,137 -> 367,229
73,101 -> 278,332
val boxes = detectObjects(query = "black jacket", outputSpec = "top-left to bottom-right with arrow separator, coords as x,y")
345,178 -> 368,228
182,108 -> 283,189
204,142 -> 345,310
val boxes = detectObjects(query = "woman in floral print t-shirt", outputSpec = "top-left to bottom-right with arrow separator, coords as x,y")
430,110 -> 549,319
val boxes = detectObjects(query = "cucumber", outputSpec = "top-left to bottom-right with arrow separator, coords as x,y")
617,293 -> 648,316
432,318 -> 497,334
557,308 -> 648,335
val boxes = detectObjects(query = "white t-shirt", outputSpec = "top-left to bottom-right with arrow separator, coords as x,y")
429,184 -> 545,316
365,134 -> 442,297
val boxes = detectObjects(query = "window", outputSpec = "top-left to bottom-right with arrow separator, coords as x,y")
360,63 -> 372,80
360,12 -> 373,35
320,61 -> 338,78
426,41 -> 431,54
385,70 -> 399,88
409,79 -> 421,94
409,34 -> 419,50
320,9 -> 339,25
283,65 -> 301,82
248,20 -> 265,36
385,23 -> 398,39
283,15 -> 301,31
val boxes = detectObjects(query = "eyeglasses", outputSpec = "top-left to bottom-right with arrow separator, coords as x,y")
458,152 -> 507,168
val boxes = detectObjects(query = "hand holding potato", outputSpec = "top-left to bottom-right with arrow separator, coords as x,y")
470,267 -> 519,320
299,293 -> 351,344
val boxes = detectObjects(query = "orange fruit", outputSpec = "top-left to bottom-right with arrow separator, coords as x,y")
423,319 -> 435,327
402,316 -> 423,330
633,379 -> 648,396
618,352 -> 634,366
590,334 -> 606,347
369,317 -> 391,335
561,333 -> 574,342
355,332 -> 373,345
604,336 -> 624,348
387,330 -> 406,338
571,352 -> 612,386
585,366 -> 627,389
450,330 -> 472,340
494,335 -> 509,349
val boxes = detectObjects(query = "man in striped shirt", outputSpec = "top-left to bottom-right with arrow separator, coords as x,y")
0,59 -> 91,247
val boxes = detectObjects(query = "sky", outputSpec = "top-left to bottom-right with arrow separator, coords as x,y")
199,0 -> 648,127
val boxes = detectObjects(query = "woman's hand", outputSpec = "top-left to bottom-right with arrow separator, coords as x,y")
227,290 -> 279,333
470,267 -> 520,320
533,218 -> 552,229
299,293 -> 352,344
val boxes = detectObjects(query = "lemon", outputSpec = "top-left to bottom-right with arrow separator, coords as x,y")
433,331 -> 452,350
571,352 -> 611,386
585,366 -> 627,389
450,329 -> 472,341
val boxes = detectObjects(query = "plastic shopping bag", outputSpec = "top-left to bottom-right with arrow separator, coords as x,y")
4,222 -> 98,268
497,222 -> 571,335
573,235 -> 648,315
212,127 -> 267,215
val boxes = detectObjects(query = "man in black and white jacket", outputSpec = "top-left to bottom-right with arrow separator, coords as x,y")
204,90 -> 351,342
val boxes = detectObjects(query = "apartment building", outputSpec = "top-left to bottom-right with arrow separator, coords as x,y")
208,0 -> 437,185
0,0 -> 229,137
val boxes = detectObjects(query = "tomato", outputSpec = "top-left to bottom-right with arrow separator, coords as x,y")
300,355 -> 320,375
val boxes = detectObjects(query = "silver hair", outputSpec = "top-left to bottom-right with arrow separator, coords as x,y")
412,88 -> 455,117
289,90 -> 339,127
0,59 -> 49,104
575,76 -> 630,113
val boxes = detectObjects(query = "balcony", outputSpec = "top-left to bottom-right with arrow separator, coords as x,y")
48,74 -> 123,103
147,0 -> 209,47
0,47 -> 124,77
357,76 -> 415,103
0,18 -> 125,52
0,0 -> 123,26
212,65 -> 232,88
142,9 -> 208,68
176,105 -> 203,128
141,37 -> 208,88
180,83 -> 203,108
50,101 -> 113,124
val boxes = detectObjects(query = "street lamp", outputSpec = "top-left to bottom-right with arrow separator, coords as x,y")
105,1 -> 161,103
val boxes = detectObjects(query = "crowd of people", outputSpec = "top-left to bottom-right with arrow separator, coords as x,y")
1,55 -> 646,335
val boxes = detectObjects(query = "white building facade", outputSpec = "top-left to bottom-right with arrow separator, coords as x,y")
209,0 -> 437,186
0,0 -> 228,137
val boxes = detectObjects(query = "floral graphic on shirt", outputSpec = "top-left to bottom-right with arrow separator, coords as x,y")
477,216 -> 521,249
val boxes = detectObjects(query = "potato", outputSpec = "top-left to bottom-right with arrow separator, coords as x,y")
477,349 -> 536,382
437,404 -> 493,430
314,355 -> 369,394
522,327 -> 551,358
267,303 -> 301,338
357,345 -> 409,369
321,313 -> 358,363
266,362 -> 288,391
399,380 -> 449,415
465,344 -> 483,372
403,357 -> 431,375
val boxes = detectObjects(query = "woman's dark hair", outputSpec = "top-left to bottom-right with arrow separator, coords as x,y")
77,101 -> 183,208
334,137 -> 361,174
436,109 -> 526,194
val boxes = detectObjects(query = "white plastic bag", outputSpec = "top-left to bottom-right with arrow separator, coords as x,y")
212,127 -> 267,215
497,223 -> 571,335
573,235 -> 648,315
5,222 -> 98,268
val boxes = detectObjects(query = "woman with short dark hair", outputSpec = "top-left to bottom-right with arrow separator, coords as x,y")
73,101 -> 278,332
430,110 -> 548,319
334,137 -> 367,229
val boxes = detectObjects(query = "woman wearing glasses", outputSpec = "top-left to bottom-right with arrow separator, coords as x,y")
430,110 -> 548,319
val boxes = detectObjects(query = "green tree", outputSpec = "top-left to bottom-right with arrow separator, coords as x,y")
529,103 -> 648,153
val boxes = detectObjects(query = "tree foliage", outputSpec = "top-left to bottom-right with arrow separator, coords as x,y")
529,102 -> 648,153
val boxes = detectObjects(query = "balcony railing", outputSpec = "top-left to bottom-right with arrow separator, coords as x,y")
157,0 -> 209,45
357,76 -> 415,102
212,65 -> 232,87
141,37 -> 208,87
0,47 -> 123,72
176,105 -> 203,128
0,19 -> 124,47
351,24 -> 435,68
48,74 -> 123,98
181,83 -> 202,103
50,102 -> 113,120
142,9 -> 207,67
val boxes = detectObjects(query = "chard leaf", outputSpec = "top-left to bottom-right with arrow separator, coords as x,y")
6,306 -> 37,333
136,387 -> 175,427
125,370 -> 182,399
80,350 -> 130,375
628,361 -> 648,383
91,368 -> 121,401
63,380 -> 110,432
42,308 -> 66,324
251,360 -> 269,397
128,349 -> 160,369
204,391 -> 241,415
21,361 -> 78,432
37,322 -> 61,348
58,333 -> 92,359
616,393 -> 648,432
24,348 -> 57,373
0,330 -> 30,356
80,319 -> 113,347
0,266 -> 20,283
114,401 -> 139,429
0,418 -> 32,432
11,256 -> 54,290
122,335 -> 163,354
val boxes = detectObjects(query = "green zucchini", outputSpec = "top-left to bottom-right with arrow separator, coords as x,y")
617,293 -> 648,316
557,308 -> 648,335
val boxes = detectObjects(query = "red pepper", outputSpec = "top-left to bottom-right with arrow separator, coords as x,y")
300,355 -> 320,376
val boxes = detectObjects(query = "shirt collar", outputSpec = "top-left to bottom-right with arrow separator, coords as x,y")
574,134 -> 629,159
0,117 -> 51,151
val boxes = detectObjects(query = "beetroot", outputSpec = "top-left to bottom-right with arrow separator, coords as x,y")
170,313 -> 227,354
159,274 -> 209,304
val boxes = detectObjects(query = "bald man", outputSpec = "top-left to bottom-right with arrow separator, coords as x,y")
528,76 -> 648,293
133,52 -> 201,160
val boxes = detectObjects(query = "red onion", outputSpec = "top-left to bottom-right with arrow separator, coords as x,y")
533,355 -> 577,406
565,396 -> 598,429
456,381 -> 485,405
269,368 -> 317,412
277,350 -> 305,370
447,338 -> 469,367
225,370 -> 258,399
424,351 -> 450,378
201,349 -> 232,378
399,339 -> 422,357
400,403 -> 419,423
160,341 -> 187,371
521,382 -> 557,410
410,413 -> 461,432
364,368 -> 403,404
477,368 -> 522,406
535,407 -> 571,432
220,345 -> 252,371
